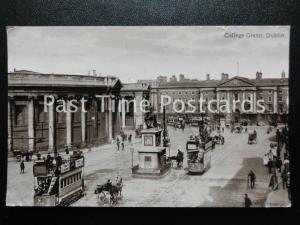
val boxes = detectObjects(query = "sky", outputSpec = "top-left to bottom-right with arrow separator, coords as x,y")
7,26 -> 290,83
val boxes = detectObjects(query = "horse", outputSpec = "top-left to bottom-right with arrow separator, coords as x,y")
167,154 -> 183,169
109,179 -> 123,205
213,135 -> 225,145
94,179 -> 123,205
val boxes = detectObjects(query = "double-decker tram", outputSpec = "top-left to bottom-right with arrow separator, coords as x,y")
33,150 -> 85,206
186,138 -> 212,174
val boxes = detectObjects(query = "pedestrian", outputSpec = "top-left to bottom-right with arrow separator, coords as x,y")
253,129 -> 257,136
267,149 -> 274,161
121,141 -> 124,150
65,146 -> 69,155
20,160 -> 25,174
276,157 -> 283,173
269,171 -> 278,191
247,170 -> 256,189
128,134 -> 132,144
116,137 -> 120,151
286,172 -> 291,201
267,159 -> 272,174
244,194 -> 252,208
281,171 -> 287,190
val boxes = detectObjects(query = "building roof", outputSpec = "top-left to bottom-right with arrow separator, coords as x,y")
250,78 -> 288,86
121,83 -> 150,92
8,70 -> 121,89
159,80 -> 222,88
158,76 -> 288,89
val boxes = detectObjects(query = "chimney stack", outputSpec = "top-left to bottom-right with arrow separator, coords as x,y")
206,74 -> 210,81
256,71 -> 262,79
221,73 -> 229,80
92,69 -> 97,76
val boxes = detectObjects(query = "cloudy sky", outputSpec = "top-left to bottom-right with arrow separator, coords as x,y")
7,26 -> 289,82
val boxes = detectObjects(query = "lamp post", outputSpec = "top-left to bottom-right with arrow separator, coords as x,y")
130,146 -> 134,169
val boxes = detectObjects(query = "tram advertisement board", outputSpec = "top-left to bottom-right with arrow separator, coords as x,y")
205,141 -> 212,150
75,158 -> 84,168
61,161 -> 70,173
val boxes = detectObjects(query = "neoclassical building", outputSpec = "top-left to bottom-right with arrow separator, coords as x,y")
8,70 -> 123,154
120,83 -> 151,129
155,72 -> 289,124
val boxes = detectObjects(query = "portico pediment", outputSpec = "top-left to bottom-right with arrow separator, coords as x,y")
218,76 -> 255,87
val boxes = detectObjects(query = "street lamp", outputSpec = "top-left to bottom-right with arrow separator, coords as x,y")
130,146 -> 134,169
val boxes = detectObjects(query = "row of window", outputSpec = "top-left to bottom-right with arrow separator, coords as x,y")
60,172 -> 82,189
161,91 -> 196,95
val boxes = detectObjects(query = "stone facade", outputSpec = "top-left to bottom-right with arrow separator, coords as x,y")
8,71 -> 122,154
155,73 -> 288,124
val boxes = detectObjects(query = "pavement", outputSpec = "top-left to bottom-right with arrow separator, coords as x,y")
6,125 -> 290,207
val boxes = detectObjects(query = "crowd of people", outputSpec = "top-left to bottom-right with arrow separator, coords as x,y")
115,129 -> 133,151
245,125 -> 290,207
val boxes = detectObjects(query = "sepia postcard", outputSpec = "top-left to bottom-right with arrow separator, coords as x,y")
6,26 -> 290,207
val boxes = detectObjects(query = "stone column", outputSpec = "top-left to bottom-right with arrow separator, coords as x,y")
121,98 -> 126,129
93,98 -> 98,139
253,91 -> 257,113
273,90 -> 278,113
116,98 -> 121,133
216,91 -> 220,111
28,97 -> 35,152
200,90 -> 204,112
66,99 -> 72,148
154,90 -> 158,112
108,96 -> 113,142
8,97 -> 12,152
134,93 -> 143,129
81,97 -> 86,144
48,99 -> 55,152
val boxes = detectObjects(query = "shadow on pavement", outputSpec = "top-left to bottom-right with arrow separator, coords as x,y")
201,157 -> 271,207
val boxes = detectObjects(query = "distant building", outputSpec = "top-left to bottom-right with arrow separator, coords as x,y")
169,75 -> 177,82
155,71 -> 288,124
157,75 -> 168,83
179,74 -> 185,82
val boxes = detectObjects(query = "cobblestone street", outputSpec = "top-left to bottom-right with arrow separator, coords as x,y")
6,125 -> 290,207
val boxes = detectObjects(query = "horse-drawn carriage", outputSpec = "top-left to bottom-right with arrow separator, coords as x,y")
213,135 -> 225,145
248,132 -> 257,144
167,150 -> 184,169
13,149 -> 33,162
94,177 -> 123,206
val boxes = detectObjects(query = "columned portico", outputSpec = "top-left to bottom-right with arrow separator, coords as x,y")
120,83 -> 150,130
